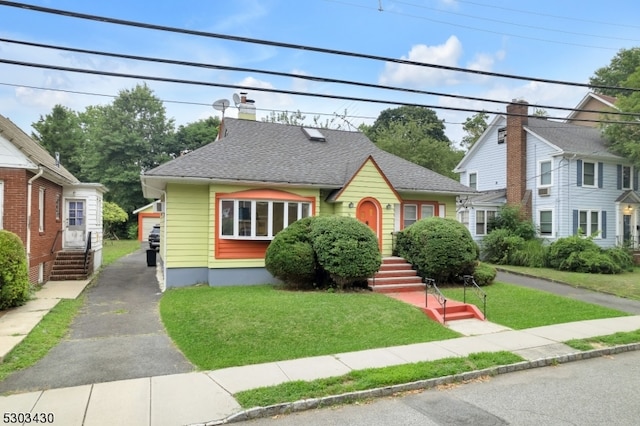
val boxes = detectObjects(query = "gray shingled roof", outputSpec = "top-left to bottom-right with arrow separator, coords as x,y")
0,114 -> 79,184
525,118 -> 622,159
145,118 -> 475,194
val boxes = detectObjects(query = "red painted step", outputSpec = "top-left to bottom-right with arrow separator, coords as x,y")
368,257 -> 424,293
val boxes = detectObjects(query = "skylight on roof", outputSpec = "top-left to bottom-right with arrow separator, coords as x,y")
302,127 -> 326,142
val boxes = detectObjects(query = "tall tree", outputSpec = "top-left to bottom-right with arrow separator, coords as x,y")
82,84 -> 175,214
31,105 -> 86,178
363,106 -> 463,179
590,47 -> 640,97
460,111 -> 488,150
602,69 -> 640,165
173,116 -> 220,155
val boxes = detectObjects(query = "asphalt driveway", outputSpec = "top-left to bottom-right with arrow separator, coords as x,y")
0,247 -> 194,394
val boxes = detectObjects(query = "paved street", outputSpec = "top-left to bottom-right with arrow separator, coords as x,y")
244,350 -> 640,426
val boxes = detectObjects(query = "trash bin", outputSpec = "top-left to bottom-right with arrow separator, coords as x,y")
146,249 -> 157,267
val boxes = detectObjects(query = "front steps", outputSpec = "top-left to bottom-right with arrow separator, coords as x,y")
370,257 -> 485,324
50,250 -> 93,281
368,257 -> 424,293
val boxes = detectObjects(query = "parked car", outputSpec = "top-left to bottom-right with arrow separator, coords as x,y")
148,224 -> 160,250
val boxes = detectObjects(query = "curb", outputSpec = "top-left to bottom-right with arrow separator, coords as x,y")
201,342 -> 640,425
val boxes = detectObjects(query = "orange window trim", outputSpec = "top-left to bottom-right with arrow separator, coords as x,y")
137,212 -> 161,241
400,201 -> 439,230
214,189 -> 316,260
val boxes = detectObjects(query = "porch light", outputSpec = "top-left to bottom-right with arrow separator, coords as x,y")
386,204 -> 392,210
348,202 -> 354,208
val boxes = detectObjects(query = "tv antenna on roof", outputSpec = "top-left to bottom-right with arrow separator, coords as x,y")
232,93 -> 241,107
212,99 -> 231,118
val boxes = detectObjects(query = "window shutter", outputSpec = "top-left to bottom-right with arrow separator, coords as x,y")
598,162 -> 604,188
572,210 -> 578,235
576,160 -> 582,187
617,164 -> 622,190
601,211 -> 607,239
635,169 -> 639,191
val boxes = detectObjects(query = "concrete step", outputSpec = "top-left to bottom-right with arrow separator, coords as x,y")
373,269 -> 418,278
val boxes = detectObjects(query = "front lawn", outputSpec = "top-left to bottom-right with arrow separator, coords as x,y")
159,285 -> 460,370
494,265 -> 640,301
442,282 -> 628,329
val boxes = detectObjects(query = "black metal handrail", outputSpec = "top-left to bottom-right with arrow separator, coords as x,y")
424,278 -> 447,323
463,275 -> 487,320
83,231 -> 92,274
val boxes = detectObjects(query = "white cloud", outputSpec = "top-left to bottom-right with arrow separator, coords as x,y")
379,36 -> 463,87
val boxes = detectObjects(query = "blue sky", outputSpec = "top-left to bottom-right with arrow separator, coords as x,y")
1,0 -> 639,145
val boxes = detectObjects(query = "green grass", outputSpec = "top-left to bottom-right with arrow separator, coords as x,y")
565,329 -> 640,351
0,297 -> 84,382
160,285 -> 460,370
102,240 -> 141,266
495,265 -> 640,300
442,282 -> 628,329
235,351 -> 523,408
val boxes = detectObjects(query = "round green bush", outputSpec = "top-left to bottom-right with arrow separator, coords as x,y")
396,217 -> 478,283
265,217 -> 317,288
310,216 -> 381,288
473,262 -> 497,286
0,230 -> 32,309
545,235 -> 600,270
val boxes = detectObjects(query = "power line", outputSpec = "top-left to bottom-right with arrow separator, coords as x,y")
3,58 -> 639,126
0,0 -> 638,93
4,37 -> 640,119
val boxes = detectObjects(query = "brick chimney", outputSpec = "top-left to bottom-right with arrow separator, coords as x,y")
506,100 -> 531,218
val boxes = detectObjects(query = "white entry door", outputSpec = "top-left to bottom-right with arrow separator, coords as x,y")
64,199 -> 86,249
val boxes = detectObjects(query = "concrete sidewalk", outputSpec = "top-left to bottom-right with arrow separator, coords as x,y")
2,277 -> 640,425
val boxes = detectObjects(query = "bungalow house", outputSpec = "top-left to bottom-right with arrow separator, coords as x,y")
140,101 -> 476,288
454,98 -> 638,249
0,113 -> 106,284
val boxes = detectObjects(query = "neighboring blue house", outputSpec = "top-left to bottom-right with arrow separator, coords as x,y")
454,98 -> 638,248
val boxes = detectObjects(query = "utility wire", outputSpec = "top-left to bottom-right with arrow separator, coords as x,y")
4,37 -> 640,119
2,57 -> 639,126
0,0 -> 638,93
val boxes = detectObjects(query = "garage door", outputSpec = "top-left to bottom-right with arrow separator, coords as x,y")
141,216 -> 161,241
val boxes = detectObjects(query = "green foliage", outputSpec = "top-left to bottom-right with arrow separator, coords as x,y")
461,111 -> 488,149
310,216 -> 381,288
590,47 -> 640,97
126,223 -> 139,240
31,105 -> 86,179
174,116 -> 220,155
602,68 -> 640,167
396,217 -> 478,283
473,262 -> 496,286
481,228 -> 525,265
265,217 -> 317,289
362,106 -> 464,179
266,216 -> 381,289
0,230 -> 32,310
488,205 -> 537,240
508,239 -> 548,268
103,201 -> 128,238
546,235 -> 631,274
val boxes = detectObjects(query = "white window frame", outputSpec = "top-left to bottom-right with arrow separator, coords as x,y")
468,172 -> 477,190
578,209 -> 601,238
622,165 -> 633,190
458,210 -> 469,229
538,209 -> 554,238
403,204 -> 418,228
38,187 -> 45,232
0,180 -> 4,230
475,209 -> 496,236
539,160 -> 552,187
582,161 -> 597,188
219,199 -> 311,240
421,204 -> 435,219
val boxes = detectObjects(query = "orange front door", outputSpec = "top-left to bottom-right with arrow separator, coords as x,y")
357,199 -> 379,236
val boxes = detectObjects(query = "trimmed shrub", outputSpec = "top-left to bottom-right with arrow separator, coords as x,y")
0,230 -> 32,310
310,216 -> 381,289
473,262 -> 496,286
546,235 -> 631,274
605,247 -> 634,272
488,204 -> 537,240
396,217 -> 478,283
545,235 -> 599,270
265,217 -> 317,289
481,228 -> 525,265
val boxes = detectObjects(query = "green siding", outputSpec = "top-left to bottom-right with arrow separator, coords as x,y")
398,192 -> 457,219
165,183 -> 210,267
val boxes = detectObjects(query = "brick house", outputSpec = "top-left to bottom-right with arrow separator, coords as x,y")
0,114 -> 106,284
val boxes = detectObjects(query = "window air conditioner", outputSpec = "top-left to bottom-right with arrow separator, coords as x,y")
538,187 -> 551,197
